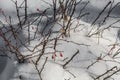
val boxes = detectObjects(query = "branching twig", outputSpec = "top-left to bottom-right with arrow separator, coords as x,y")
36,40 -> 47,65
32,57 -> 48,80
95,66 -> 117,80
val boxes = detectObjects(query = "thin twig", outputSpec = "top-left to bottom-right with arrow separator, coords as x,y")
63,50 -> 79,68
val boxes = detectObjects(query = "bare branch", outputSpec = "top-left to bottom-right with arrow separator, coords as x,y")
63,50 -> 79,68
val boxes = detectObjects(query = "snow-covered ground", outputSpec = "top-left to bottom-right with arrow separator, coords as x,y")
1,0 -> 120,80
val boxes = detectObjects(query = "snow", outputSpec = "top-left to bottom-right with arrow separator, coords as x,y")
64,68 -> 92,80
42,62 -> 64,80
1,0 -> 120,80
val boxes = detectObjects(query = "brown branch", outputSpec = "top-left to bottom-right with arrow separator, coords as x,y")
53,37 -> 58,50
63,50 -> 79,69
58,39 -> 90,46
65,70 -> 76,78
36,40 -> 47,65
95,66 -> 117,80
91,1 -> 111,26
102,2 -> 120,25
15,1 -> 22,29
77,1 -> 89,19
39,57 -> 48,75
24,0 -> 28,24
87,60 -> 98,69
53,0 -> 57,21
32,57 -> 48,80
103,68 -> 120,80
65,0 -> 76,36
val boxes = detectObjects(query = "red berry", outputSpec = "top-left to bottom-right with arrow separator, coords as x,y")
32,27 -> 34,30
52,55 -> 55,59
37,8 -> 40,11
60,52 -> 63,57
